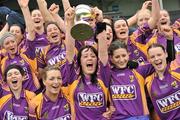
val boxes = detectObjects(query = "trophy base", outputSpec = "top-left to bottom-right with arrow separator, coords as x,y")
71,23 -> 94,41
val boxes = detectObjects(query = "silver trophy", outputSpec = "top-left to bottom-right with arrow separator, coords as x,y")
71,4 -> 94,41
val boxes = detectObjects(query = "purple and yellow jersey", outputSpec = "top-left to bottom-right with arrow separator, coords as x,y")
0,89 -> 35,120
146,64 -> 180,120
129,23 -> 153,65
107,64 -> 153,119
147,28 -> 180,53
62,61 -> 109,120
38,42 -> 66,69
29,90 -> 71,120
0,83 -> 11,98
1,40 -> 40,92
32,32 -> 49,56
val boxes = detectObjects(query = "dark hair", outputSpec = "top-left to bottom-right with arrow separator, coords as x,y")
108,40 -> 128,56
114,17 -> 129,39
9,24 -> 25,35
147,43 -> 166,54
41,65 -> 60,81
77,45 -> 98,85
103,16 -> 114,26
4,64 -> 25,82
44,21 -> 61,34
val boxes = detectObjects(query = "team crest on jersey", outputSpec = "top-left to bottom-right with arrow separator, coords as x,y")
171,81 -> 179,89
156,90 -> 180,113
3,111 -> 28,120
134,50 -> 139,56
64,104 -> 69,111
77,92 -> 104,108
111,85 -> 137,100
129,75 -> 134,83
43,111 -> 49,119
19,59 -> 25,65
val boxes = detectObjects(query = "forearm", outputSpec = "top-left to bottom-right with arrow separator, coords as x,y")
52,14 -> 65,33
65,21 -> 75,62
0,23 -> 9,38
148,0 -> 160,29
36,0 -> 54,22
62,0 -> 71,12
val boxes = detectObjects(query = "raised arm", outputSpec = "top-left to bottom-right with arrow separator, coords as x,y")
65,7 -> 75,63
36,0 -> 54,22
0,23 -> 9,38
62,0 -> 71,12
49,3 -> 65,33
18,0 -> 35,41
148,0 -> 160,29
96,23 -> 108,65
127,1 -> 152,27
127,12 -> 137,27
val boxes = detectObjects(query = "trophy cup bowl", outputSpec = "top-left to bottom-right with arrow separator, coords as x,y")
71,4 -> 94,41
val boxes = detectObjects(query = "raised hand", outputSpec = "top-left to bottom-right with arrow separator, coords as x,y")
92,7 -> 103,22
17,0 -> 29,8
65,7 -> 75,22
141,0 -> 152,10
160,25 -> 173,40
49,3 -> 59,15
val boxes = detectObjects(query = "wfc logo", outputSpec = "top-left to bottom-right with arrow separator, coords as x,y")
156,90 -> 180,113
3,111 -> 28,120
78,92 -> 104,108
111,85 -> 137,100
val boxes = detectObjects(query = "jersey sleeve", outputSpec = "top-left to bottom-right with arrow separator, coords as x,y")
98,61 -> 111,87
23,39 -> 36,60
136,63 -> 155,78
131,23 -> 153,44
61,59 -> 78,85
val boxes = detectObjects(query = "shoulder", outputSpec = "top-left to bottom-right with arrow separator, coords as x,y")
0,94 -> 12,110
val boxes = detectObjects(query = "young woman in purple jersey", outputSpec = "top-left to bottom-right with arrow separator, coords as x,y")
0,31 -> 40,92
113,0 -> 160,65
62,7 -> 111,120
146,43 -> 180,120
29,65 -> 71,120
0,64 -> 35,120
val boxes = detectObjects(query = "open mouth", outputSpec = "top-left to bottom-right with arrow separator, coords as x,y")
52,85 -> 60,90
120,31 -> 126,35
155,61 -> 163,68
86,63 -> 93,68
160,21 -> 167,25
34,19 -> 41,24
12,79 -> 18,84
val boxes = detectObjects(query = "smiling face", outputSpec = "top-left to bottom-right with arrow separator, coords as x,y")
114,19 -> 129,41
137,9 -> 151,27
6,68 -> 23,91
31,9 -> 44,29
111,48 -> 129,69
3,36 -> 18,55
148,46 -> 167,73
80,48 -> 98,76
46,23 -> 61,44
158,10 -> 170,31
43,70 -> 62,96
9,25 -> 23,45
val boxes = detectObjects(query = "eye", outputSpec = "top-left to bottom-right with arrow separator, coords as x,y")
7,73 -> 12,77
57,77 -> 62,80
122,54 -> 127,57
49,77 -> 55,81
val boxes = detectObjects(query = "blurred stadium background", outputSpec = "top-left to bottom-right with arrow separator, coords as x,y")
0,0 -> 180,23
